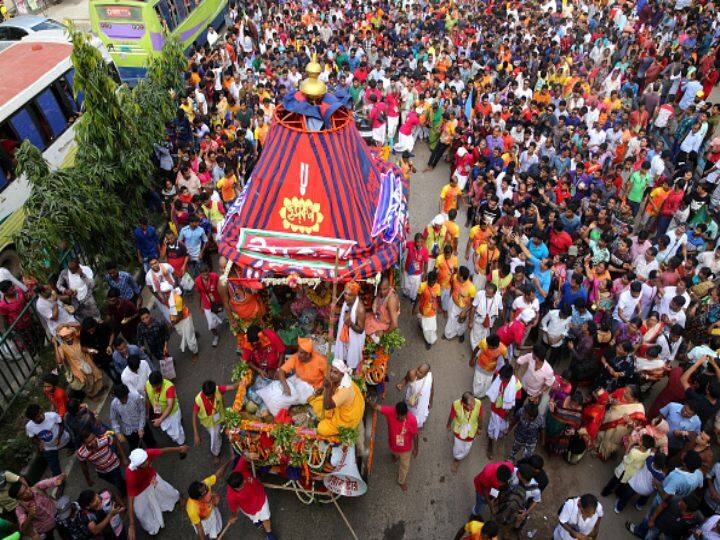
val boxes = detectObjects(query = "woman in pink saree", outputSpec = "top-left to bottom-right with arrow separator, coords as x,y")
595,386 -> 646,461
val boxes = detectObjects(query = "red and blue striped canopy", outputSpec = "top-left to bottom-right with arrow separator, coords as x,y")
218,111 -> 408,281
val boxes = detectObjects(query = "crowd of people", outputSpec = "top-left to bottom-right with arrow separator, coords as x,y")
0,0 -> 720,537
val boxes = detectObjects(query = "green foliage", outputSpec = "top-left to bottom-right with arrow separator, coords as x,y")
337,426 -> 358,446
14,30 -> 185,279
231,360 -> 251,382
270,423 -> 297,450
224,407 -> 242,429
379,329 -> 406,352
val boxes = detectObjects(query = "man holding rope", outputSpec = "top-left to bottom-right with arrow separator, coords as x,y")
224,455 -> 277,540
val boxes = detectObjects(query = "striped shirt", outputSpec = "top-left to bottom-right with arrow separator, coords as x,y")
76,434 -> 119,473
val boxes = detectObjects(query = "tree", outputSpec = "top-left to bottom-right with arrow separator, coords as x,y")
14,31 -> 184,280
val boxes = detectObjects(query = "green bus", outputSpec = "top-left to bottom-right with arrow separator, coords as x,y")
89,0 -> 227,84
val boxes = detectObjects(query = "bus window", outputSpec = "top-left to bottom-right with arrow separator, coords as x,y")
35,89 -> 69,139
0,122 -> 19,188
65,68 -> 84,108
172,0 -> 187,23
55,74 -> 79,115
9,108 -> 46,151
155,0 -> 177,32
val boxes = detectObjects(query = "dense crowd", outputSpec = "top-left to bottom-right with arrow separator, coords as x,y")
1,0 -> 720,537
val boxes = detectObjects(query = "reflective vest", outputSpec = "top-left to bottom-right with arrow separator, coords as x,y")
425,224 -> 447,256
146,379 -> 178,417
194,389 -> 225,428
452,398 -> 482,439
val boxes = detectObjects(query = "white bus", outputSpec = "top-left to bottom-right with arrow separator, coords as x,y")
0,39 -> 97,272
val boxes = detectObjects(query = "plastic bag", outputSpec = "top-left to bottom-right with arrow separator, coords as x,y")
180,272 -> 194,291
159,356 -> 176,379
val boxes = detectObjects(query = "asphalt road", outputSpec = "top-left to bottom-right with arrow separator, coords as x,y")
62,143 -> 642,540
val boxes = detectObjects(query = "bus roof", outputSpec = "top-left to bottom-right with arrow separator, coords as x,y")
0,41 -> 73,109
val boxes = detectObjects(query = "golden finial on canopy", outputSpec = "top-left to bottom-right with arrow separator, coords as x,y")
300,53 -> 327,100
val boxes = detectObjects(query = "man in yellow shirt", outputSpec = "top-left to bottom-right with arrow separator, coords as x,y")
414,270 -> 441,349
439,176 -> 462,218
640,177 -> 671,230
444,208 -> 460,253
254,116 -> 269,154
309,360 -> 365,437
444,266 -> 477,342
186,459 -> 233,538
216,169 -> 237,204
436,244 -> 459,314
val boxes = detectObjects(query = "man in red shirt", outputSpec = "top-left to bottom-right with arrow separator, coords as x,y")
225,457 -> 276,540
472,461 -> 514,519
241,325 -> 286,379
373,402 -> 419,491
402,233 -> 430,302
125,446 -> 187,538
548,222 -> 573,257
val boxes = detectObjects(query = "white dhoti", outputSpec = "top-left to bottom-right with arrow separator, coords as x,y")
470,322 -> 490,350
444,301 -> 468,339
205,423 -> 223,456
427,258 -> 436,271
419,314 -> 437,345
402,272 -> 422,301
452,436 -> 474,460
175,315 -> 198,354
372,124 -> 387,145
455,173 -> 469,191
440,288 -> 452,312
472,368 -> 494,398
487,411 -> 509,441
195,506 -> 222,539
203,308 -> 226,331
133,474 -> 179,535
256,376 -> 315,417
394,131 -> 416,153
387,116 -> 399,142
334,298 -> 365,370
160,409 -> 185,445
405,373 -> 432,429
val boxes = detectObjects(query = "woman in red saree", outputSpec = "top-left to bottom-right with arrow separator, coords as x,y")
595,386 -> 646,461
580,389 -> 610,450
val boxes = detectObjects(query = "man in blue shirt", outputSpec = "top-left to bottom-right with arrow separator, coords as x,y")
526,231 -> 549,263
628,451 -> 703,538
104,261 -> 141,304
659,401 -> 702,452
178,215 -> 208,276
559,274 -> 588,311
134,218 -> 159,273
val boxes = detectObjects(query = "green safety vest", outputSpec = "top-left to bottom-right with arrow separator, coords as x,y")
146,379 -> 179,417
452,398 -> 482,439
425,224 -> 447,255
194,389 -> 225,428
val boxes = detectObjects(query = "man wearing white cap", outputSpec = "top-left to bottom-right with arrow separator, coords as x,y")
422,215 -> 448,271
125,445 -> 187,539
159,282 -> 199,360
